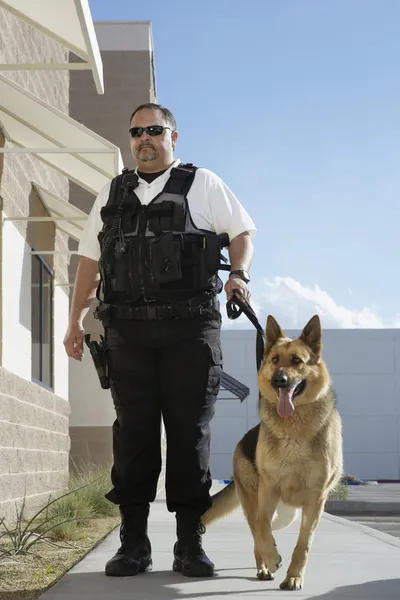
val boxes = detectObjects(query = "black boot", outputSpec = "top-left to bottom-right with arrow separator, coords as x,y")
105,503 -> 152,577
172,510 -> 214,577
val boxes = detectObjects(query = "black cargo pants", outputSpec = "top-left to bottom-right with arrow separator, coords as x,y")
103,310 -> 222,516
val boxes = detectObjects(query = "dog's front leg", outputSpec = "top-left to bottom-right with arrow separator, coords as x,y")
280,491 -> 326,591
255,473 -> 281,576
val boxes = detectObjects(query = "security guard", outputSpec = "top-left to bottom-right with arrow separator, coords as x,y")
64,103 -> 256,578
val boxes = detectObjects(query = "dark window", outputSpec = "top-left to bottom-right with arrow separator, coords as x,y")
32,254 -> 53,389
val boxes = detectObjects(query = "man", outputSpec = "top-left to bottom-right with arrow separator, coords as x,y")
64,103 -> 256,578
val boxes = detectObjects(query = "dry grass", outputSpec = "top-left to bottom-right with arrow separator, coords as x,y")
43,462 -> 119,541
0,516 -> 119,600
328,481 -> 349,500
0,462 -> 120,599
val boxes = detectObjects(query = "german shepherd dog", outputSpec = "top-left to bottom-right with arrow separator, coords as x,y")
202,315 -> 343,590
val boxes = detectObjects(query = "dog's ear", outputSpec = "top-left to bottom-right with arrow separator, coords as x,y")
299,315 -> 322,361
265,315 -> 285,354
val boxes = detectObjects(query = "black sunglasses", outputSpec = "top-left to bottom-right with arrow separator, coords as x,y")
129,125 -> 173,138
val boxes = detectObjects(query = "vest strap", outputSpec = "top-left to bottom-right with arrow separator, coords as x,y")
164,164 -> 197,196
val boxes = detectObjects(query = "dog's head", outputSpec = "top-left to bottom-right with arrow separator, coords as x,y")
258,314 -> 330,418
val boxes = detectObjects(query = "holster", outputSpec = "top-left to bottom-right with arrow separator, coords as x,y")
84,334 -> 110,389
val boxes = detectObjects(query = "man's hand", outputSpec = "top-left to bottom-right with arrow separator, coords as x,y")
224,276 -> 250,303
63,322 -> 85,361
63,256 -> 100,361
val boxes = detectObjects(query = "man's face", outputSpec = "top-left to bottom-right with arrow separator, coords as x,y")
129,108 -> 177,168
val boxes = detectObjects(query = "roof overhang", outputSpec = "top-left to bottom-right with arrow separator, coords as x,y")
0,74 -> 123,195
32,182 -> 87,242
0,0 -> 104,94
3,182 -> 87,261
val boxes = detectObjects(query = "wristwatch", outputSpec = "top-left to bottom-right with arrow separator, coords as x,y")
229,269 -> 250,283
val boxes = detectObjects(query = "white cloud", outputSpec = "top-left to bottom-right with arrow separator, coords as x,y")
221,276 -> 400,330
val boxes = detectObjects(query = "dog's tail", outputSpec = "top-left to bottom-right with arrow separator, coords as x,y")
202,481 -> 239,527
271,503 -> 298,531
202,481 -> 299,531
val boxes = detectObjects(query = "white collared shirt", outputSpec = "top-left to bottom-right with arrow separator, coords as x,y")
78,159 -> 256,261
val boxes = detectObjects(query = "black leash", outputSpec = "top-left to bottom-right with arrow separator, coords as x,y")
226,289 -> 265,372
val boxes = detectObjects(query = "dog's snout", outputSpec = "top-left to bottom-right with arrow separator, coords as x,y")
272,370 -> 289,389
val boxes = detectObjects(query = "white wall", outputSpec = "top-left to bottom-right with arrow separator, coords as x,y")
0,220 -> 70,523
69,349 -> 115,427
2,219 -> 32,380
211,327 -> 400,482
1,218 -> 69,400
53,285 -> 69,401
211,329 -> 258,480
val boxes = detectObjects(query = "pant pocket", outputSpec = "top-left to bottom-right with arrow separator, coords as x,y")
206,341 -> 223,398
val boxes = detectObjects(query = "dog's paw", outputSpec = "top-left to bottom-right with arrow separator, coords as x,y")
280,575 -> 303,591
264,548 -> 282,574
256,567 -> 274,581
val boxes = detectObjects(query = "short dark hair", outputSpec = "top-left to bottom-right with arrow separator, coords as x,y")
129,103 -> 176,130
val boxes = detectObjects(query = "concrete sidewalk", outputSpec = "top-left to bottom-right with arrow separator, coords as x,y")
40,484 -> 400,599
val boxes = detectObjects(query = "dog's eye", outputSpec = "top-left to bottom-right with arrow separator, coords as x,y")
271,355 -> 280,364
291,355 -> 303,365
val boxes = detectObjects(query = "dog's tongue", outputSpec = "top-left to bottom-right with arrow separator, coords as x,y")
277,388 -> 295,418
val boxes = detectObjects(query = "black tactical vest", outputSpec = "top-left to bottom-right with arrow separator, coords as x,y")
97,163 -> 229,305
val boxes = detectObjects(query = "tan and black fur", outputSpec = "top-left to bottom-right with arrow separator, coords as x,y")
202,315 -> 343,591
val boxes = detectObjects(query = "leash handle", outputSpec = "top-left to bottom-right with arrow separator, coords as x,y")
226,288 -> 248,320
226,289 -> 264,336
226,289 -> 265,372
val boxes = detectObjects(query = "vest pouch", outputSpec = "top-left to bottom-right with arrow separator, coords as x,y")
193,234 -> 221,289
111,246 -> 132,293
149,232 -> 183,284
100,203 -> 121,228
100,198 -> 138,233
99,227 -> 137,301
122,199 -> 139,234
204,234 -> 223,274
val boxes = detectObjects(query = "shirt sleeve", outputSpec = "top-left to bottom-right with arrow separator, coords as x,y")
78,181 -> 111,261
200,168 -> 257,241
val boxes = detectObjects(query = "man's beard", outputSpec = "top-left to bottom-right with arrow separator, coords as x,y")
138,146 -> 158,162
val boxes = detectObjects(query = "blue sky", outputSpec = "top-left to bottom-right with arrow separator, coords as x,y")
90,0 -> 400,328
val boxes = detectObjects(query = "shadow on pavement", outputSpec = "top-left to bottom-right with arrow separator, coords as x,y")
36,570 -> 400,599
310,578 -> 400,598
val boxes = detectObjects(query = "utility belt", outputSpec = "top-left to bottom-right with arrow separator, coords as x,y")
94,295 -> 218,323
87,295 -> 218,390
